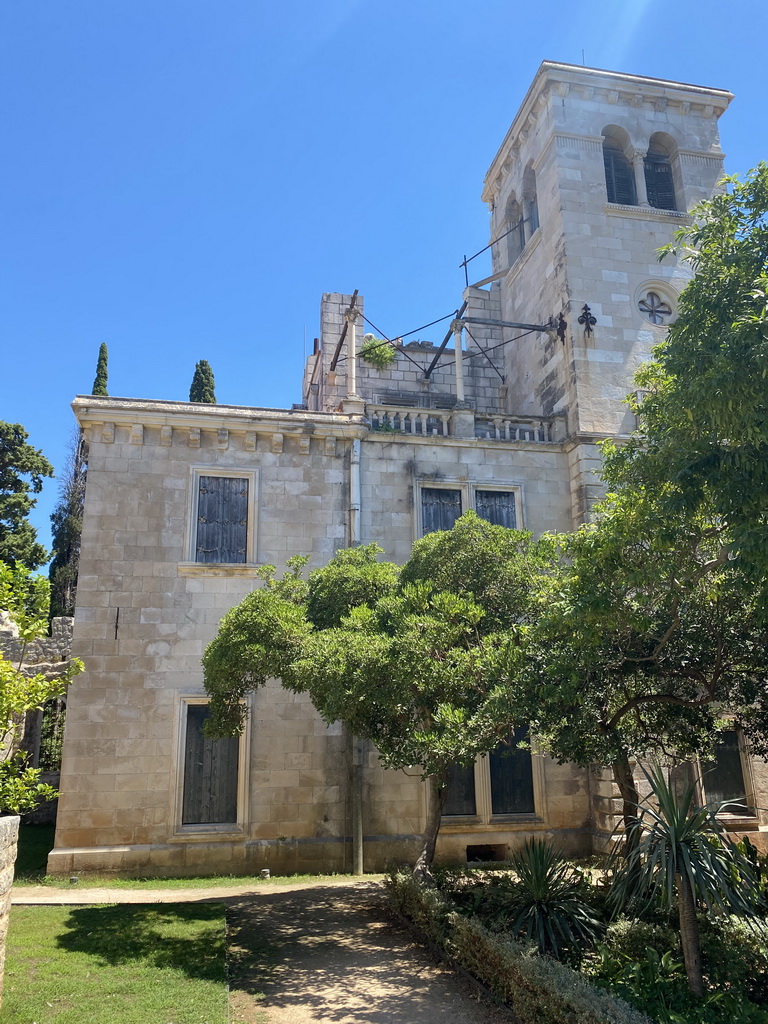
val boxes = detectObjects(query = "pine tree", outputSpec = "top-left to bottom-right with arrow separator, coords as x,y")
92,343 -> 109,396
189,360 -> 216,403
49,429 -> 87,618
0,422 -> 53,570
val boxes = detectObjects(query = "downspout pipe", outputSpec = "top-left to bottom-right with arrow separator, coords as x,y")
350,436 -> 364,876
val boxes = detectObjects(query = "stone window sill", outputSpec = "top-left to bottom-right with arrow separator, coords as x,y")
178,562 -> 262,578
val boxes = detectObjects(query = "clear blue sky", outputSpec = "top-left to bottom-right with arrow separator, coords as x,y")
2,0 -> 767,555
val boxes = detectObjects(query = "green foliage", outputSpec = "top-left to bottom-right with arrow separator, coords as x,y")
49,429 -> 87,618
604,164 -> 768,589
91,341 -> 109,396
189,359 -> 217,403
386,869 -> 652,1024
602,918 -> 679,963
0,422 -> 53,570
505,839 -> 603,959
0,564 -> 83,814
359,333 -> 397,369
699,915 -> 768,1006
306,544 -> 399,629
609,766 -> 761,920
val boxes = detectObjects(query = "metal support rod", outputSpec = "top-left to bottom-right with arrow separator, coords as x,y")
329,289 -> 358,372
424,300 -> 467,379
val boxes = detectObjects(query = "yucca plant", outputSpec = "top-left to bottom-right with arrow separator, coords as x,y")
507,838 -> 603,958
608,764 -> 762,998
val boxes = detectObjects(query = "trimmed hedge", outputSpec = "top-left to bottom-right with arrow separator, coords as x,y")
386,870 -> 652,1024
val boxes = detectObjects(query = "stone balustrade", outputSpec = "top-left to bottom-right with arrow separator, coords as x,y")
367,405 -> 565,444
367,405 -> 451,437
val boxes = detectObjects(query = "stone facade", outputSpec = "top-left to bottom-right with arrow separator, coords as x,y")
51,63 -> 762,876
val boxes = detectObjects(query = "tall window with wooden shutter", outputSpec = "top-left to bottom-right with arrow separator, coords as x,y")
644,138 -> 677,211
475,490 -> 517,529
421,487 -> 462,534
182,704 -> 240,826
196,476 -> 249,563
603,137 -> 636,206
442,727 -> 536,821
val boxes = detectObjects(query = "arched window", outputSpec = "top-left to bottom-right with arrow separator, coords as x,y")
522,163 -> 539,235
602,130 -> 636,206
644,136 -> 677,211
505,197 -> 525,265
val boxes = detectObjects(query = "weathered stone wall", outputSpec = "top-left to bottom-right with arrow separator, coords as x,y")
0,815 -> 19,1004
0,615 -> 73,679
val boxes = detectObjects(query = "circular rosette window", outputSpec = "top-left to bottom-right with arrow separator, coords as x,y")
635,282 -> 677,328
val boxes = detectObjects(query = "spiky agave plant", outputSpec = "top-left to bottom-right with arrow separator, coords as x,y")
608,764 -> 762,998
507,838 -> 603,958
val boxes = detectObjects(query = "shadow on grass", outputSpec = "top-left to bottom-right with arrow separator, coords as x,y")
56,903 -> 227,983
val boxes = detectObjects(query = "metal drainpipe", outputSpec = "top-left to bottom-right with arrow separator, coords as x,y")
350,437 -> 364,875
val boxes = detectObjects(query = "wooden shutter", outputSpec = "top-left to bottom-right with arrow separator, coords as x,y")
603,145 -> 636,206
644,157 -> 676,210
182,704 -> 239,825
443,762 -> 477,816
704,731 -> 749,811
421,488 -> 462,534
475,490 -> 517,528
489,726 -> 535,815
196,476 -> 248,563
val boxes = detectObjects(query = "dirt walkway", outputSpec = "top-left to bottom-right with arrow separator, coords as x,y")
13,879 -> 512,1023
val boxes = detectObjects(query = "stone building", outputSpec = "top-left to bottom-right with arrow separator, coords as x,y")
50,62 -> 763,876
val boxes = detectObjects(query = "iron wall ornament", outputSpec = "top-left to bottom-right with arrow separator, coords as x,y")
555,312 -> 567,344
578,304 -> 597,335
638,291 -> 673,325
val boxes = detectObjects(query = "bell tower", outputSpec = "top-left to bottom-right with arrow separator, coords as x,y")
480,63 -> 732,521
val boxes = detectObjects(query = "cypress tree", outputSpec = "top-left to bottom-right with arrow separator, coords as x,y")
92,343 -> 109,396
189,360 -> 216,403
49,429 -> 87,618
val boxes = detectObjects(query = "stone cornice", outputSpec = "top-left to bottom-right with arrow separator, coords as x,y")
72,395 -> 368,442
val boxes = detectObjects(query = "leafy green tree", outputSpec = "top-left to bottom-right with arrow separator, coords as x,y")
0,422 -> 53,571
609,766 -> 761,997
91,342 -> 109,397
523,487 -> 768,840
49,429 -> 87,618
0,564 -> 83,812
189,360 -> 216,403
605,164 -> 768,591
204,517 -> 549,878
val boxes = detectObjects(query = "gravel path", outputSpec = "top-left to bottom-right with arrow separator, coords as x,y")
13,879 -> 513,1023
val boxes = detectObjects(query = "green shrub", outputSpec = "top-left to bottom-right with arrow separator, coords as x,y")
385,870 -> 651,1024
360,334 -> 397,370
603,918 -> 679,962
699,915 -> 768,1005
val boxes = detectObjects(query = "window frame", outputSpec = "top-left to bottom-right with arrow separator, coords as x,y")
440,732 -> 547,828
414,480 -> 524,541
182,466 -> 259,568
171,695 -> 250,838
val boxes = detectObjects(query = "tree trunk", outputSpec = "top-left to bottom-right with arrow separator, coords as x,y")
412,775 -> 446,883
677,871 -> 704,997
611,751 -> 640,855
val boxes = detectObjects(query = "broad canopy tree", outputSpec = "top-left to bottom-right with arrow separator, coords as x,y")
203,516 -> 550,878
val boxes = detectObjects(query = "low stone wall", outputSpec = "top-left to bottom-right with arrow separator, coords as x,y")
0,816 -> 19,1005
0,615 -> 74,678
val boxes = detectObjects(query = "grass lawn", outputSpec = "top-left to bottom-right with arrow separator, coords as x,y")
0,904 -> 229,1024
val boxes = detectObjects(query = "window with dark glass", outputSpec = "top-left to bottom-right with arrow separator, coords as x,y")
182,704 -> 240,825
603,140 -> 636,206
489,726 -> 535,815
704,731 -> 749,813
442,762 -> 477,816
644,148 -> 677,210
421,488 -> 462,534
196,476 -> 248,563
475,490 -> 517,528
